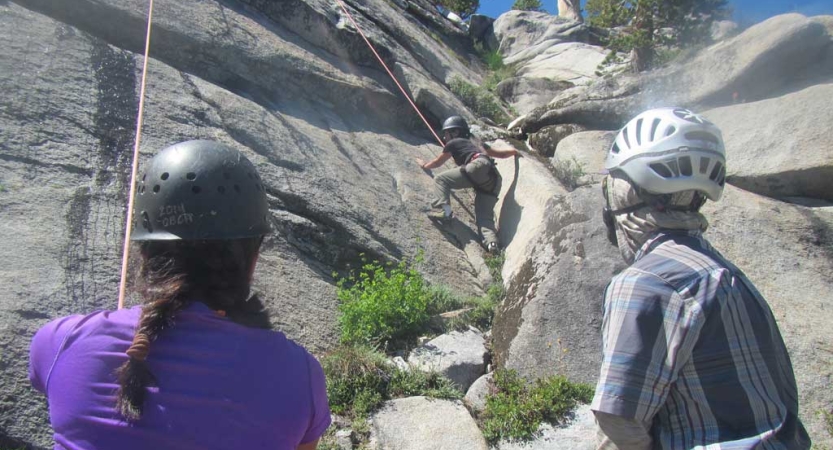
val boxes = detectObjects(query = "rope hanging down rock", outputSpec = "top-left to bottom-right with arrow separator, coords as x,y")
117,0 -> 155,310
117,0 -> 451,309
333,0 -> 445,147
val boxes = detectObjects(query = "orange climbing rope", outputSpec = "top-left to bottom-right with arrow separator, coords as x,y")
117,0 -> 155,310
333,0 -> 445,147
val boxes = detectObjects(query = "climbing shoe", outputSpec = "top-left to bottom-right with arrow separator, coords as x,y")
426,210 -> 453,223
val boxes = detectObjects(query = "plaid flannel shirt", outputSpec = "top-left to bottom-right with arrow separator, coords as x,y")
591,231 -> 810,449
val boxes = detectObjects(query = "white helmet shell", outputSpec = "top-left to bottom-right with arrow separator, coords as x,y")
605,108 -> 727,201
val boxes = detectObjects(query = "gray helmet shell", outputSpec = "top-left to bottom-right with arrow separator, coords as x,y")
605,108 -> 727,201
132,140 -> 270,241
441,116 -> 470,135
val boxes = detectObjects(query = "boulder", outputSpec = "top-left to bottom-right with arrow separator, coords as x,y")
521,14 -> 832,133
492,184 -> 624,385
494,11 -> 588,65
464,372 -> 493,416
529,124 -> 587,157
407,329 -> 488,391
552,130 -> 615,186
497,78 -> 575,116
497,404 -> 597,450
516,42 -> 613,86
491,151 -> 624,385
703,186 -> 833,447
469,14 -> 498,52
703,83 -> 833,201
371,397 -> 489,450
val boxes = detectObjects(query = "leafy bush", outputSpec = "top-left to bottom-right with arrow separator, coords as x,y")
322,345 -> 461,420
511,0 -> 544,12
480,369 -> 593,442
322,345 -> 390,417
336,256 -> 434,346
449,76 -> 508,124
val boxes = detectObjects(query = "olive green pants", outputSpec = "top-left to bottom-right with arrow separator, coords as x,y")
431,157 -> 502,248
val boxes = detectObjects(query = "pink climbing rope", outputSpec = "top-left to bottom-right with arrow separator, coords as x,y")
117,0 -> 155,310
333,0 -> 445,147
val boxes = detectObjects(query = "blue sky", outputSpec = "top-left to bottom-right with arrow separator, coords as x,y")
477,0 -> 833,24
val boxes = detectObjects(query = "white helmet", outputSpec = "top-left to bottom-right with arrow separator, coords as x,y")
605,107 -> 727,201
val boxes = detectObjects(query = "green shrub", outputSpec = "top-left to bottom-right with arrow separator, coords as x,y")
322,345 -> 462,420
322,345 -> 390,417
336,255 -> 433,346
449,76 -> 508,124
480,369 -> 593,442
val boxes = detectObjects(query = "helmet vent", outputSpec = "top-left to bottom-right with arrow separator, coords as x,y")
186,172 -> 197,181
717,167 -> 726,186
665,126 -> 676,137
622,128 -> 631,148
679,156 -> 692,176
160,172 -> 169,180
139,185 -> 145,194
611,142 -> 621,154
218,186 -> 226,194
192,186 -> 201,194
650,118 -> 661,141
635,119 -> 644,145
650,163 -> 673,178
699,157 -> 711,174
685,131 -> 720,146
153,185 -> 160,193
667,159 -> 680,177
709,161 -> 723,181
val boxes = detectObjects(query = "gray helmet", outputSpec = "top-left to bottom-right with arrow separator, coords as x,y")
132,140 -> 270,241
441,115 -> 470,137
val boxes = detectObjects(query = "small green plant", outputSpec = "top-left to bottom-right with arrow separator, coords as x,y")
336,255 -> 434,347
552,156 -> 586,190
322,344 -> 462,420
0,184 -> 6,193
449,76 -> 508,124
480,369 -> 593,443
322,345 -> 390,417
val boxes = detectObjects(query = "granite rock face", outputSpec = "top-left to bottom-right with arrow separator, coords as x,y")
0,0 -> 490,446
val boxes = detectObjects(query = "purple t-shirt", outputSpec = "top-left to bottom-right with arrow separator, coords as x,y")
29,303 -> 330,450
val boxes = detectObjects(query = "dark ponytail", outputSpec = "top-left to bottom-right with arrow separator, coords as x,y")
115,237 -> 263,421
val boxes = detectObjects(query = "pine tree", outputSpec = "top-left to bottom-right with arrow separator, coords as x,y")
586,0 -> 729,71
511,0 -> 545,12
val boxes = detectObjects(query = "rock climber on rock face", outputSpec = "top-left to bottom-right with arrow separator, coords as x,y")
416,115 -> 520,253
592,108 -> 810,450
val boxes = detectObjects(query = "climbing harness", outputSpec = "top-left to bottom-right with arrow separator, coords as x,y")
117,0 -> 155,310
459,155 -> 499,198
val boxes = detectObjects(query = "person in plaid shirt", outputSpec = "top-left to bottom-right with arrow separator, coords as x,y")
592,108 -> 810,449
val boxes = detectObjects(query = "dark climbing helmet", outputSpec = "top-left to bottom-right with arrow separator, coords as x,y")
441,115 -> 470,138
131,140 -> 271,241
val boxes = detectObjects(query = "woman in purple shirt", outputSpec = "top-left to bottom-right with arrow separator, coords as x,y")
29,140 -> 330,450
